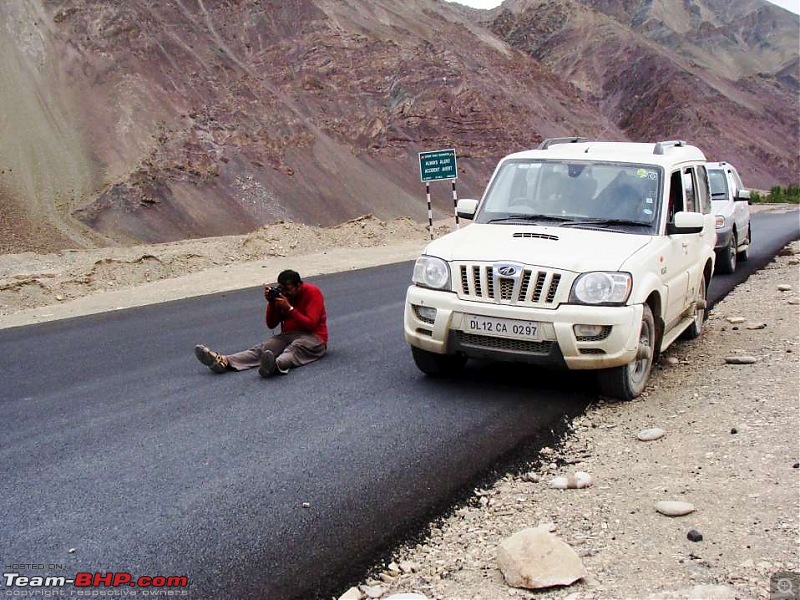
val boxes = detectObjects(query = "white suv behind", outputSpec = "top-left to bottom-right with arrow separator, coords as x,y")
404,138 -> 716,400
707,161 -> 751,274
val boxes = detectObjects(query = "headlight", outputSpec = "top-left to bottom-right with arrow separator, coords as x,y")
715,215 -> 726,229
570,272 -> 632,305
412,256 -> 451,290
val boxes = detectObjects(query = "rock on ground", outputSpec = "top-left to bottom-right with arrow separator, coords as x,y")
497,528 -> 588,589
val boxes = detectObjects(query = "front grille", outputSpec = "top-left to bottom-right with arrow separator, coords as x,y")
579,348 -> 607,355
500,278 -> 514,300
456,262 -> 567,308
456,331 -> 554,354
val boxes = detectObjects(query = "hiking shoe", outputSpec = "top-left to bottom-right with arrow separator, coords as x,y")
258,350 -> 277,378
195,345 -> 229,373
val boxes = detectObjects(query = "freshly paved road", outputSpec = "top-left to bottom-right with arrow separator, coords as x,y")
706,210 -> 799,306
1,210 -> 797,599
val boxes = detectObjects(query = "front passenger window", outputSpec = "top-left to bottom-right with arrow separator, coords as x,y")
668,171 -> 684,222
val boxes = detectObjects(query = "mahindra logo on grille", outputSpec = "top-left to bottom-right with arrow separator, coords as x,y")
496,265 -> 519,277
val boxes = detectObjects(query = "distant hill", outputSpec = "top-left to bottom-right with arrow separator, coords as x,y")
0,0 -> 796,252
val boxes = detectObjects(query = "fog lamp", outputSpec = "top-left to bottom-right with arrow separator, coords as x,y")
416,306 -> 437,321
574,324 -> 606,337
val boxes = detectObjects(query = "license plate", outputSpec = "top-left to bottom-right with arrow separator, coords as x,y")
463,315 -> 543,341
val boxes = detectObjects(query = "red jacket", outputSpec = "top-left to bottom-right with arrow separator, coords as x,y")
265,282 -> 328,345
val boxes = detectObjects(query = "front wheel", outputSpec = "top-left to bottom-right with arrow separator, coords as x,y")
411,346 -> 467,377
738,224 -> 751,262
597,304 -> 656,400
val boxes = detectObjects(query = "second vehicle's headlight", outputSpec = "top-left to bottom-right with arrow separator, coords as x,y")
715,215 -> 726,229
570,272 -> 632,305
412,256 -> 451,290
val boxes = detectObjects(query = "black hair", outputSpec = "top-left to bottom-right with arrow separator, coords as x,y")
567,163 -> 587,177
277,269 -> 302,286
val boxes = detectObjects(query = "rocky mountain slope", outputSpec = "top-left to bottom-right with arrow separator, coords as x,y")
0,0 -> 796,253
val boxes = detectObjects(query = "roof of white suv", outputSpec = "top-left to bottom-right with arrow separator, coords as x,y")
705,161 -> 737,171
505,138 -> 707,167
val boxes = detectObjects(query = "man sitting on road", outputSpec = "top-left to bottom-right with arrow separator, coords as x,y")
194,269 -> 328,378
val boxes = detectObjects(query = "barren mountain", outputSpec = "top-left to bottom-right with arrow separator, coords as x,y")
489,0 -> 798,188
0,0 -> 796,254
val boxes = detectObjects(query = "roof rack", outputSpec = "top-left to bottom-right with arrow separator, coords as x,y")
538,137 -> 589,150
653,140 -> 687,155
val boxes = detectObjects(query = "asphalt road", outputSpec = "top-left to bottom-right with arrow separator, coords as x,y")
706,210 -> 799,306
1,210 -> 797,599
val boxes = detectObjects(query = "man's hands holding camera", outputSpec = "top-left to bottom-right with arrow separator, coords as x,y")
264,284 -> 293,312
264,284 -> 283,301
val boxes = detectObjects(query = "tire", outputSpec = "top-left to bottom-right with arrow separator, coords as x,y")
681,273 -> 707,340
716,232 -> 737,274
597,304 -> 656,400
738,224 -> 751,262
411,346 -> 467,377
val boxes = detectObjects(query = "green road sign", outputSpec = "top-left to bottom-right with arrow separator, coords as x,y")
419,149 -> 458,182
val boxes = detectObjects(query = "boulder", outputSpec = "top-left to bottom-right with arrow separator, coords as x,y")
497,528 -> 587,589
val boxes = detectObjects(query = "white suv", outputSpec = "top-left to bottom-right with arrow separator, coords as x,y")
404,138 -> 716,400
707,161 -> 751,274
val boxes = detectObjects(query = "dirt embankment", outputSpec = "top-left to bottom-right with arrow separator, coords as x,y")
0,215 -> 452,318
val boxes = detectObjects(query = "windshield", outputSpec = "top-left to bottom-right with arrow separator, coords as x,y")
708,169 -> 729,199
475,160 -> 663,233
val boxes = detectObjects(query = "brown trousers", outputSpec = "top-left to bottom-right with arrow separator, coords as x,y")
225,332 -> 326,372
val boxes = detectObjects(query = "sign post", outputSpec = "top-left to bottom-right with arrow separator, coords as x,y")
419,149 -> 459,239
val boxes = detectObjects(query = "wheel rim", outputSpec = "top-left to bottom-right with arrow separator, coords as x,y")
728,236 -> 737,270
627,314 -> 654,387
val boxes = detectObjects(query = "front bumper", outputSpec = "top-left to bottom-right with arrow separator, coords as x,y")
714,223 -> 733,252
404,285 -> 644,370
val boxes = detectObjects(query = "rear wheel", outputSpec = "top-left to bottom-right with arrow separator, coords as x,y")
597,304 -> 655,400
682,273 -> 707,340
411,346 -> 467,376
717,232 -> 737,274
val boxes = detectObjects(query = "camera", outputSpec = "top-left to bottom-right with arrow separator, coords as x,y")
265,284 -> 284,301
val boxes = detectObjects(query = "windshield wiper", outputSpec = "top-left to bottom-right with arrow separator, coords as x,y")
486,214 -> 573,224
560,218 -> 651,228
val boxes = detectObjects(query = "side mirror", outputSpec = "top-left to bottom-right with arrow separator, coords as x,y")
735,189 -> 750,203
667,211 -> 704,235
456,199 -> 479,220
